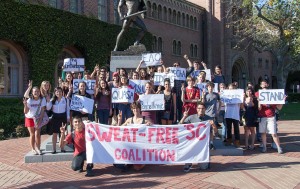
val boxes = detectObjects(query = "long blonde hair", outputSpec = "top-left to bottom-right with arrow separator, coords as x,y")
40,81 -> 51,97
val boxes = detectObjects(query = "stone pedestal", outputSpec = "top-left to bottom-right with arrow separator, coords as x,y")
110,44 -> 148,72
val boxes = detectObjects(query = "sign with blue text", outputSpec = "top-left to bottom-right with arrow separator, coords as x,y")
111,87 -> 134,103
139,94 -> 165,111
129,80 -> 150,94
153,73 -> 175,87
142,53 -> 161,66
63,58 -> 85,72
169,67 -> 186,81
73,79 -> 96,95
258,89 -> 285,104
190,69 -> 212,81
70,95 -> 94,114
220,89 -> 244,104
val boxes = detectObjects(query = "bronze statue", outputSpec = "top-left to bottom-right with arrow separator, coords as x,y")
113,0 -> 148,51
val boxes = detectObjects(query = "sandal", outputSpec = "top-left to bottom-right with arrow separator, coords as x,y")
36,149 -> 42,155
32,149 -> 38,155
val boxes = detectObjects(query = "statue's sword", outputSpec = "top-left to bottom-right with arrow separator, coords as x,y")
121,10 -> 147,21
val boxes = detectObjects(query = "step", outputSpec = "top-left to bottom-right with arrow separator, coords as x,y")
45,141 -> 74,151
210,138 -> 243,156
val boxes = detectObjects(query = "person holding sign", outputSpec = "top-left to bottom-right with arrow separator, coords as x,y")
118,75 -> 135,123
116,102 -> 152,172
46,87 -> 70,154
255,80 -> 285,154
179,103 -> 214,172
158,78 -> 177,125
94,79 -> 112,124
181,76 -> 200,116
59,116 -> 94,177
139,82 -> 157,123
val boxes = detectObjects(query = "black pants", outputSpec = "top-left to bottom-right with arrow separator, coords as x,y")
71,151 -> 93,171
226,118 -> 240,140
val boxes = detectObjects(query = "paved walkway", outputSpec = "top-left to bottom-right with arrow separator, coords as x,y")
0,120 -> 299,189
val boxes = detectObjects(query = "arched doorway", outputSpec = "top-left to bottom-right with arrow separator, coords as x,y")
232,58 -> 247,89
55,46 -> 82,85
0,41 -> 25,96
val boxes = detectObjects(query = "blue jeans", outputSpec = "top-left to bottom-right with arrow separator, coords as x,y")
219,110 -> 227,138
97,109 -> 110,124
118,103 -> 132,123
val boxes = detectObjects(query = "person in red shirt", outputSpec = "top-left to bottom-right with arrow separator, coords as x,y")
181,76 -> 200,116
255,80 -> 285,154
59,116 -> 94,177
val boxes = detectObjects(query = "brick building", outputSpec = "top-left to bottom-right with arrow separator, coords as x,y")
0,0 -> 275,97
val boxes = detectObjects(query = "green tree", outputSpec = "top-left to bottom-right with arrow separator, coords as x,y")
225,0 -> 300,88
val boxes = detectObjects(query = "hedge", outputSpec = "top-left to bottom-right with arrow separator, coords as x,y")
0,0 -> 152,138
0,0 -> 152,86
287,93 -> 300,102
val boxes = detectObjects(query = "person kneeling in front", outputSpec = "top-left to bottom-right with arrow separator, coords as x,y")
179,102 -> 215,173
59,116 -> 94,177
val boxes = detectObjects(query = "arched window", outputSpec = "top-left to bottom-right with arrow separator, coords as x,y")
0,42 -> 23,96
168,8 -> 172,22
194,45 -> 198,57
182,13 -> 185,27
172,40 -> 177,54
177,11 -> 181,25
190,44 -> 194,57
158,37 -> 163,52
163,6 -> 167,21
194,17 -> 197,30
177,41 -> 181,55
152,36 -> 157,51
98,0 -> 107,21
190,15 -> 193,29
152,3 -> 157,18
186,14 -> 189,27
70,0 -> 78,13
147,1 -> 152,17
158,5 -> 162,20
172,10 -> 176,24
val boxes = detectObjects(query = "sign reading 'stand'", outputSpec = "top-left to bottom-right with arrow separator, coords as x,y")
73,79 -> 96,95
153,73 -> 175,87
169,67 -> 186,81
70,95 -> 94,114
142,53 -> 161,66
259,89 -> 285,104
63,58 -> 85,72
111,87 -> 134,103
139,94 -> 165,111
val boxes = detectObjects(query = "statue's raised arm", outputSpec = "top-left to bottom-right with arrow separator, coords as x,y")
113,0 -> 148,51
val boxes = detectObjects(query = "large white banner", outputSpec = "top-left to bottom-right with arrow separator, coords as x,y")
111,87 -> 134,103
190,69 -> 212,81
70,95 -> 94,114
169,67 -> 186,81
153,73 -> 175,87
85,121 -> 211,164
142,53 -> 161,66
129,80 -> 150,94
139,94 -> 165,111
196,83 -> 218,93
259,89 -> 285,104
73,79 -> 96,95
63,58 -> 85,72
220,89 -> 244,104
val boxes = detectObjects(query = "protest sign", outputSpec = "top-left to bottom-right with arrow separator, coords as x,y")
153,73 -> 175,87
73,79 -> 96,95
141,53 -> 161,66
85,121 -> 211,164
63,58 -> 85,72
139,94 -> 165,111
196,83 -> 219,93
129,80 -> 150,94
220,89 -> 244,104
111,87 -> 134,103
169,67 -> 186,81
70,95 -> 94,114
190,69 -> 212,81
258,89 -> 285,104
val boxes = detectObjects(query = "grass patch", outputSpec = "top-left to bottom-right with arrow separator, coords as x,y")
279,102 -> 300,120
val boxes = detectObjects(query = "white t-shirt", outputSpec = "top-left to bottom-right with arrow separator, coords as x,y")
25,98 -> 46,118
224,103 -> 240,121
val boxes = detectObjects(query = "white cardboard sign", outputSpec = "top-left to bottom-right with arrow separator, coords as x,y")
220,89 -> 244,104
190,69 -> 211,81
111,87 -> 134,103
63,58 -> 85,72
153,73 -> 175,87
258,89 -> 285,104
139,94 -> 165,111
73,79 -> 96,95
196,83 -> 219,93
169,67 -> 186,81
142,53 -> 161,66
129,80 -> 150,94
70,95 -> 94,114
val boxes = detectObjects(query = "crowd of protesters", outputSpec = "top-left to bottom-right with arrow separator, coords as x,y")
23,54 -> 286,175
